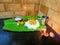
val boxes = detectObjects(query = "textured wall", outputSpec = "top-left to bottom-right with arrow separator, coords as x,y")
0,0 -> 40,18
0,0 -> 60,34
40,0 -> 60,35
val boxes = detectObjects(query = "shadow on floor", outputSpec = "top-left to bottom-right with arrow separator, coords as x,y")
0,18 -> 60,45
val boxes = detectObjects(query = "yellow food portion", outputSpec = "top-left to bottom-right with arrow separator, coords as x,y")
28,18 -> 36,20
20,21 -> 24,25
29,20 -> 36,25
17,21 -> 24,25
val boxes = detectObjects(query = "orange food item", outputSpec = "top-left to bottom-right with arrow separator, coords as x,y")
20,21 -> 24,25
29,20 -> 36,25
17,21 -> 24,25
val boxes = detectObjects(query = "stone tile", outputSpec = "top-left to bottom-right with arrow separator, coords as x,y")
48,18 -> 60,35
14,11 -> 26,16
14,0 -> 40,4
41,0 -> 48,6
26,10 -> 38,16
47,0 -> 59,10
38,12 -> 45,16
27,0 -> 40,3
5,4 -> 21,11
0,4 -> 5,11
57,3 -> 60,11
53,12 -> 60,24
47,9 -> 54,18
0,0 -> 12,3
48,9 -> 60,24
52,20 -> 60,35
22,4 -> 34,11
13,0 -> 22,3
41,0 -> 59,10
0,12 -> 13,18
40,4 -> 49,15
34,4 -> 39,11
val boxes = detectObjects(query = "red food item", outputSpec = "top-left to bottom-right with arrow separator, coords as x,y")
43,32 -> 49,37
41,30 -> 50,37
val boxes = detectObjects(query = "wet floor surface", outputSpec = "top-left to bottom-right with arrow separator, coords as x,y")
0,18 -> 60,45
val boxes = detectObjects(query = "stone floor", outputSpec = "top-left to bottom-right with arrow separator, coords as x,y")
0,18 -> 60,45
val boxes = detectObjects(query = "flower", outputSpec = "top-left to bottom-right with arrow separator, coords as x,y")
24,20 -> 40,29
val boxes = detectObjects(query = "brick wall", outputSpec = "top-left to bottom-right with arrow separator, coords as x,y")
0,0 -> 40,18
1,0 -> 60,34
39,0 -> 60,35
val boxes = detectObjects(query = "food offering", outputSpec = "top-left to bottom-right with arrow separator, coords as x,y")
3,16 -> 46,32
14,16 -> 24,25
24,18 -> 40,29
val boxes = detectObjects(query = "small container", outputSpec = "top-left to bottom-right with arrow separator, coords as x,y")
14,16 -> 22,21
42,16 -> 48,25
